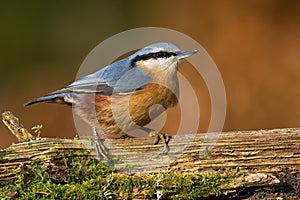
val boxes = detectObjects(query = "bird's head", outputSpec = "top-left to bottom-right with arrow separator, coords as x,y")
129,42 -> 197,74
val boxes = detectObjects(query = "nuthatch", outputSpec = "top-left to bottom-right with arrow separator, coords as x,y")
25,42 -> 197,160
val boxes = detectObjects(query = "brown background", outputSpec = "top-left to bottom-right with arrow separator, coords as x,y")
0,0 -> 299,149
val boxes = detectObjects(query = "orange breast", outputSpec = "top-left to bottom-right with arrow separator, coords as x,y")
74,83 -> 178,136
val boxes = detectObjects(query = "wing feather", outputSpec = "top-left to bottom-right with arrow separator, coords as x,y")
54,58 -> 152,95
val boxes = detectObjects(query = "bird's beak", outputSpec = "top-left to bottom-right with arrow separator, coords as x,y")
176,50 -> 198,60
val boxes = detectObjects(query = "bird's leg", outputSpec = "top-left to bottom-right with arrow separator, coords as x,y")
93,127 -> 109,161
149,131 -> 172,154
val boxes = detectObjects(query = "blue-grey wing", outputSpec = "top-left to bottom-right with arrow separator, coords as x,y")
54,58 -> 152,95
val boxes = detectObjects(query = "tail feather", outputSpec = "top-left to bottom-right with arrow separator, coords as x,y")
24,93 -> 69,106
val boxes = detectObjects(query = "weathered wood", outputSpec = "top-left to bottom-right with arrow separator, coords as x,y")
1,111 -> 299,197
2,111 -> 33,142
1,129 -> 299,183
101,128 -> 300,173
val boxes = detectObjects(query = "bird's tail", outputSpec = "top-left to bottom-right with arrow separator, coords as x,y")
24,93 -> 69,106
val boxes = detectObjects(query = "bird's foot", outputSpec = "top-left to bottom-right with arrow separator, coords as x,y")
93,127 -> 110,161
149,131 -> 172,155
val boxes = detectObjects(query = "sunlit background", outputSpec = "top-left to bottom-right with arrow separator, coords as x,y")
1,0 -> 300,149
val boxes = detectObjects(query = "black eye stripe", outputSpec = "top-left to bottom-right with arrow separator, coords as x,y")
131,51 -> 178,67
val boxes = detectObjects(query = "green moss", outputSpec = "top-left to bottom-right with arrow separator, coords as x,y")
0,155 -> 236,199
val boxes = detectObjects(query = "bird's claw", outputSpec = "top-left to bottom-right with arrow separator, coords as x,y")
149,131 -> 172,155
93,127 -> 110,161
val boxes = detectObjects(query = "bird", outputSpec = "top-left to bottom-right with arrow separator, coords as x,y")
25,42 -> 198,160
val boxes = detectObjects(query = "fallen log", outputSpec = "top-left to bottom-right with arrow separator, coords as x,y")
0,111 -> 299,199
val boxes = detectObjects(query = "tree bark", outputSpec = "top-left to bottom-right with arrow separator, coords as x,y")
1,111 -> 299,197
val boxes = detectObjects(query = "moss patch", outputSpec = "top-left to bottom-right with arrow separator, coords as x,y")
0,154 -> 236,199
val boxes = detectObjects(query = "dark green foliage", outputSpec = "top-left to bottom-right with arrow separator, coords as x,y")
0,155 -> 234,199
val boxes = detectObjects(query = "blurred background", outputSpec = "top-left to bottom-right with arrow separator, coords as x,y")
0,0 -> 299,149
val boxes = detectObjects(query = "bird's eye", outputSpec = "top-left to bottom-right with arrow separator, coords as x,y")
131,51 -> 178,68
153,51 -> 177,59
